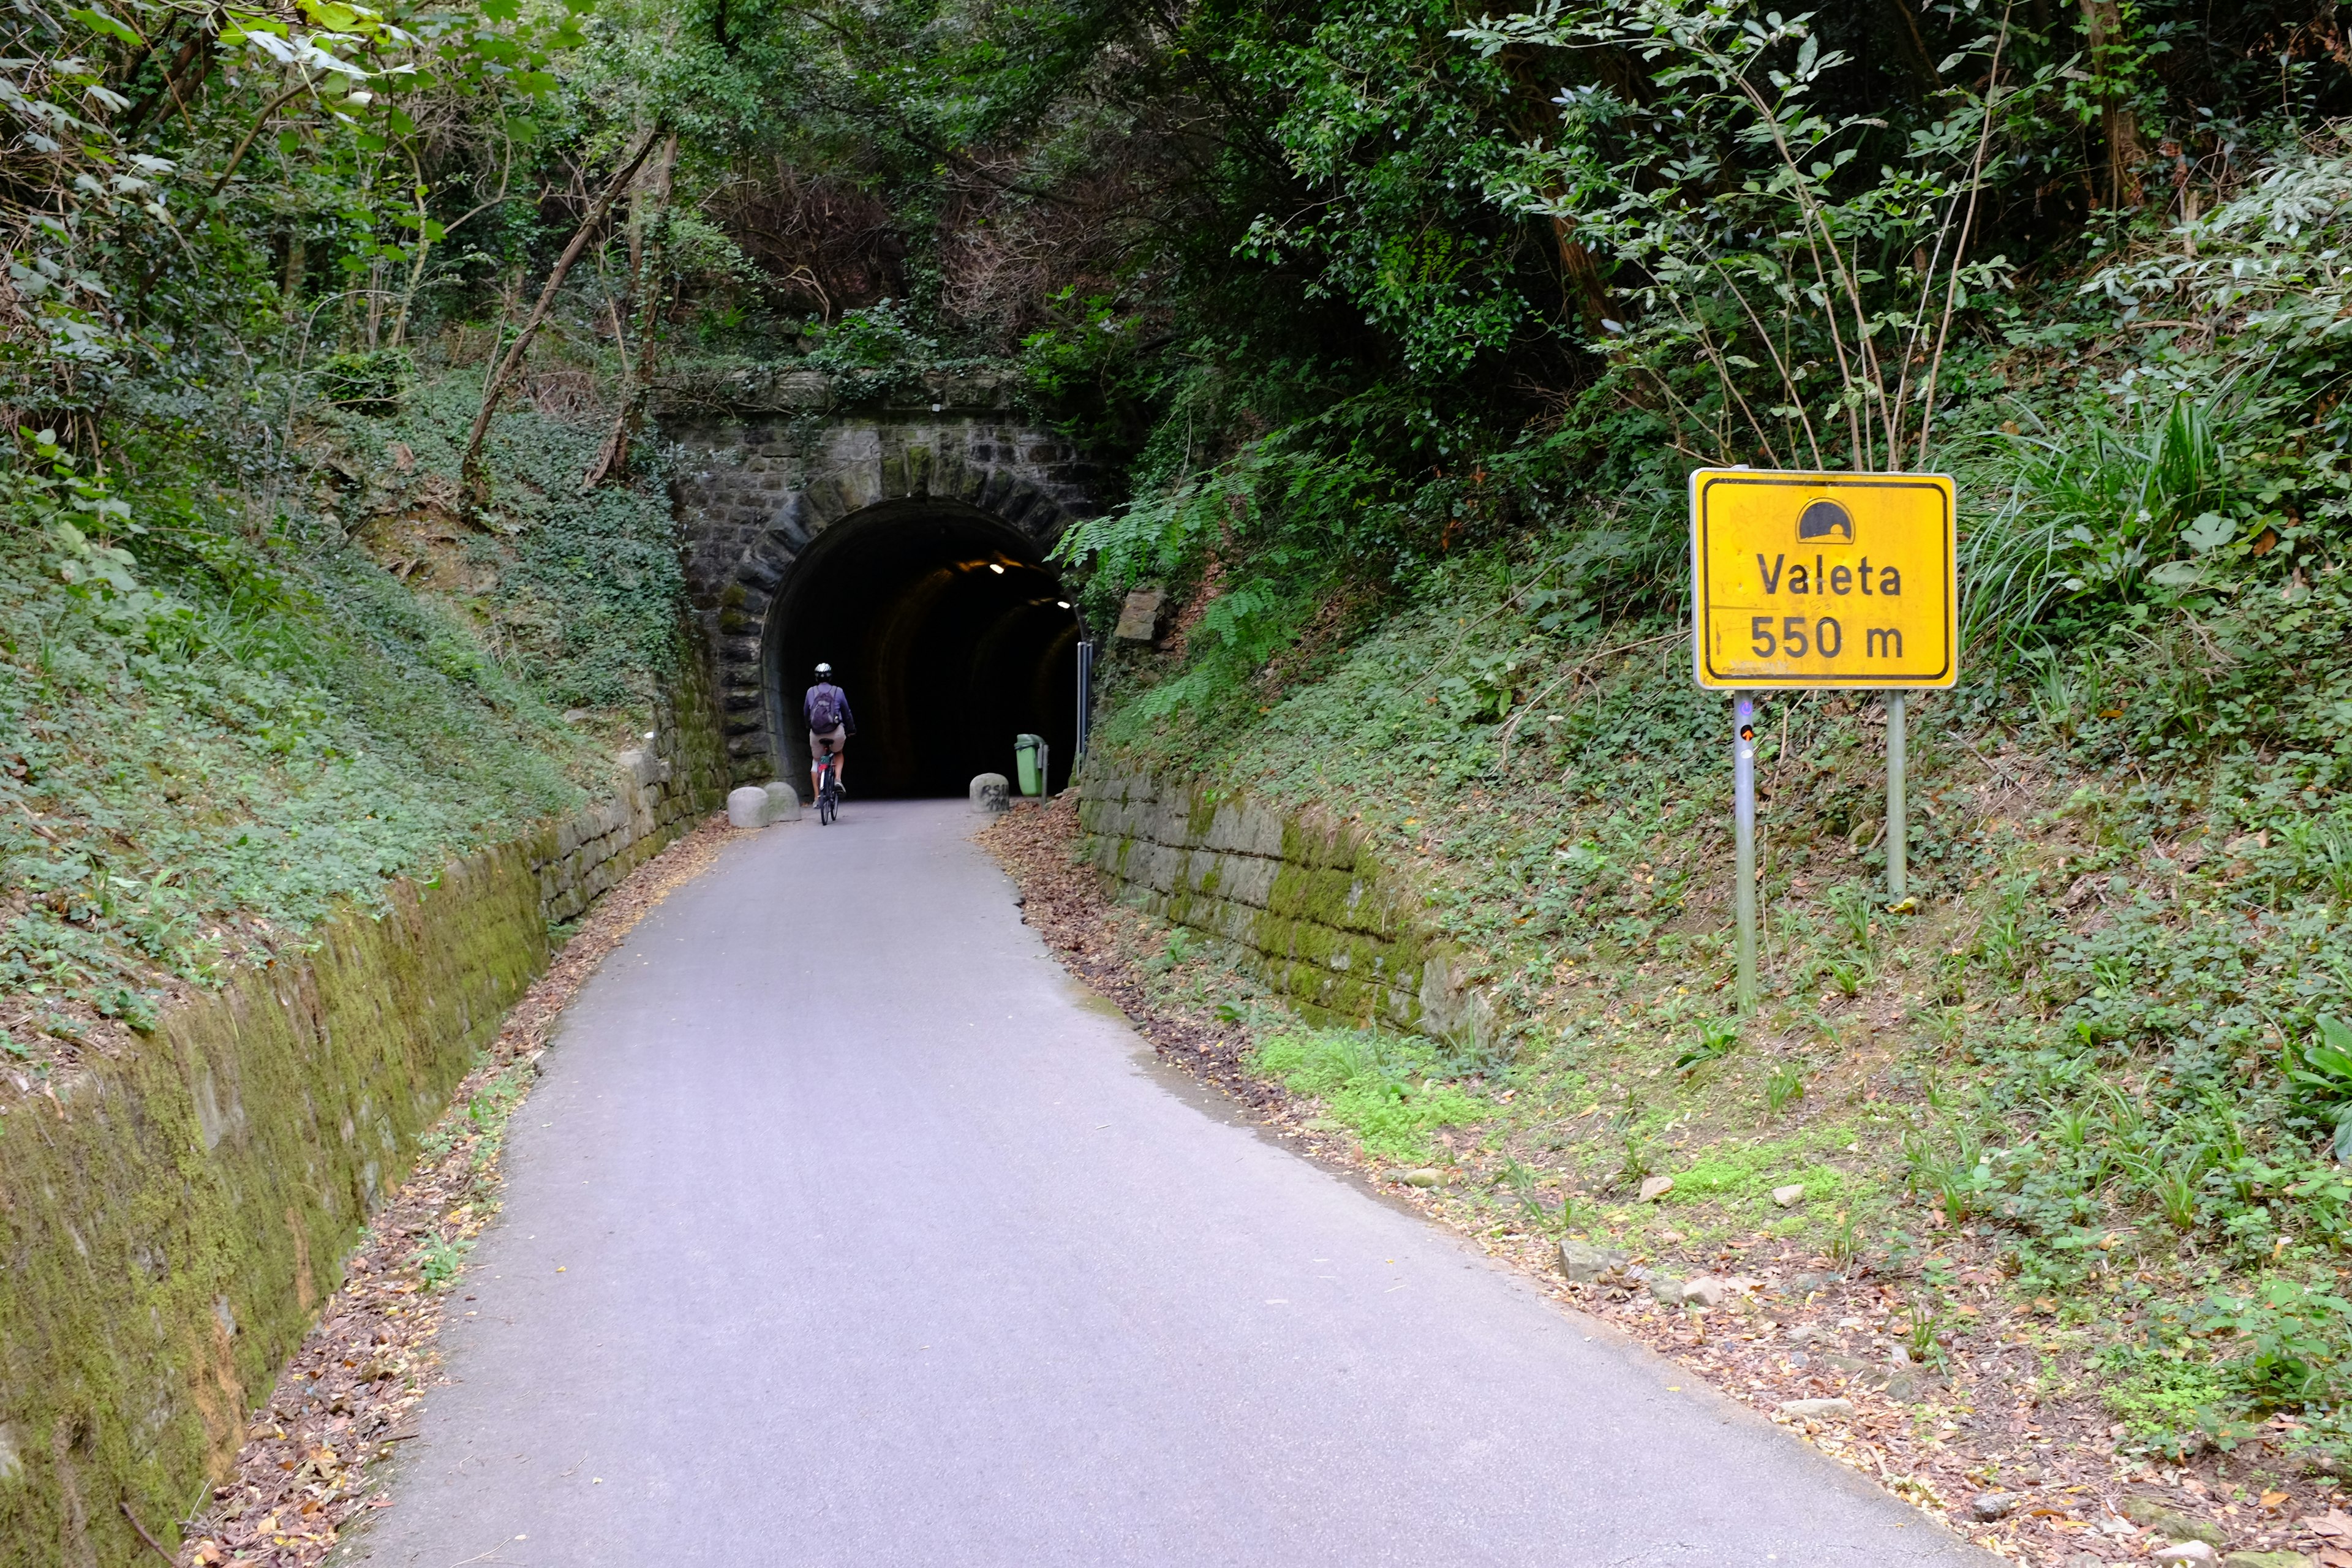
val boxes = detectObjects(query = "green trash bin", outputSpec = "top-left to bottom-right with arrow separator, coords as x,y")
1014,733 -> 1047,797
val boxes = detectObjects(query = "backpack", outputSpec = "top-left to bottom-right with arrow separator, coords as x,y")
807,684 -> 843,731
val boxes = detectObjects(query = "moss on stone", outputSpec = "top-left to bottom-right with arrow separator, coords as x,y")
0,841 -> 546,1565
1077,766 -> 1458,1044
0,686 -> 728,1567
1184,786 -> 1220,842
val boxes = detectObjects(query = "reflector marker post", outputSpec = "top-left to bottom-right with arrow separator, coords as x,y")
1735,695 -> 1757,1013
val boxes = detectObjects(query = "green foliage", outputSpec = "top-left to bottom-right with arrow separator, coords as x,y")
414,1232 -> 473,1290
318,350 -> 418,415
2100,1348 -> 2237,1458
803,301 -> 949,403
7,0 -> 588,421
1674,1016 -> 1739,1072
0,361 -> 704,1057
361,373 -> 692,712
1142,925 -> 1198,974
2286,1016 -> 2352,1162
1228,0 -> 1532,377
1251,1027 -> 1485,1162
1666,1136 -> 1852,1212
1018,290 -> 1159,461
2201,1276 -> 2352,1411
1463,0 -> 2034,471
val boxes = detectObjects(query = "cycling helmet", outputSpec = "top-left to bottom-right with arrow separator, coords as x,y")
815,662 -> 832,676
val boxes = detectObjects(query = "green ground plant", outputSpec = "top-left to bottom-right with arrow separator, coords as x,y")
1251,1027 -> 1487,1163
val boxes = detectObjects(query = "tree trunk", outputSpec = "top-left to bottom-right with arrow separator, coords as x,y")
459,128 -> 665,507
1549,216 -> 1608,331
2079,0 -> 2144,209
584,130 -> 680,490
1883,0 -> 1943,89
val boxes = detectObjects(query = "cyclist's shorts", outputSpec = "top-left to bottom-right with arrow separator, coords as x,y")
810,726 -> 846,757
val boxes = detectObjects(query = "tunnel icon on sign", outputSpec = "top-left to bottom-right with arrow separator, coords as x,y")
1798,499 -> 1854,542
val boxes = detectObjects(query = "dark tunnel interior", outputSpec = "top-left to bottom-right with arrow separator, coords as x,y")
767,502 -> 1083,799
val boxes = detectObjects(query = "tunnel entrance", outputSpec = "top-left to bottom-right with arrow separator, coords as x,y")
767,501 -> 1082,799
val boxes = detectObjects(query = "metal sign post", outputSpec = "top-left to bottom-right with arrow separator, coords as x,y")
1886,689 -> 1907,905
1734,695 -> 1758,1012
1692,469 -> 1958,999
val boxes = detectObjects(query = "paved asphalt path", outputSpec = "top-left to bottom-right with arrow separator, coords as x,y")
353,799 -> 1992,1567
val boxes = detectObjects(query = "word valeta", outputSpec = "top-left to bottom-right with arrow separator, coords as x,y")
1690,470 -> 1956,690
1752,554 -> 1902,597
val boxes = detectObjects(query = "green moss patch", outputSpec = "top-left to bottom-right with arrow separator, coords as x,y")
1253,1027 -> 1486,1163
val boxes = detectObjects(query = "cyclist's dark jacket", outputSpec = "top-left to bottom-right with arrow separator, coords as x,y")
804,682 -> 856,736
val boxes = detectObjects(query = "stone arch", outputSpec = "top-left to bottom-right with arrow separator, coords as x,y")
664,383 -> 1101,787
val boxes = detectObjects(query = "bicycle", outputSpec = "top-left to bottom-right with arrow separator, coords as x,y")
816,749 -> 842,826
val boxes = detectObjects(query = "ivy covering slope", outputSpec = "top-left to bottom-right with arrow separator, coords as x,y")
0,367 -> 696,1067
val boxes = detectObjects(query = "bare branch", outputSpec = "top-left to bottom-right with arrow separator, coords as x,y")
460,127 -> 667,502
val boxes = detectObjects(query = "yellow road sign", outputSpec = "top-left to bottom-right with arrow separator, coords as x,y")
1690,469 -> 1957,689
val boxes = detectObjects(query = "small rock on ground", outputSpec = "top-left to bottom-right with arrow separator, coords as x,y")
1558,1239 -> 1632,1284
1638,1175 -> 1674,1202
1970,1492 -> 2027,1521
2154,1544 -> 2220,1565
1680,1276 -> 1730,1307
1771,1183 -> 1806,1207
2124,1498 -> 2230,1548
2223,1552 -> 2315,1568
1819,1351 -> 1932,1403
1777,1398 -> 1854,1420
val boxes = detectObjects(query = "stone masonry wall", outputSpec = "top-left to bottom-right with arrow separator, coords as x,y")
532,747 -> 690,924
0,731 -> 726,1567
1078,766 -> 1493,1048
657,369 -> 1103,782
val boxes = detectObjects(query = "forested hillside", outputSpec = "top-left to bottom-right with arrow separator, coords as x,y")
7,0 -> 2352,1526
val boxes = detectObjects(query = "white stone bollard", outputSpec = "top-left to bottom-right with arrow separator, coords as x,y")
970,773 -> 1010,814
727,786 -> 772,828
763,781 -> 802,822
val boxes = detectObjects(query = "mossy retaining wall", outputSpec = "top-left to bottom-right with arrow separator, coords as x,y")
1076,766 -> 1493,1046
0,721 -> 723,1567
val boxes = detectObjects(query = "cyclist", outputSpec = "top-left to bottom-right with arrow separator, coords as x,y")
804,663 -> 855,802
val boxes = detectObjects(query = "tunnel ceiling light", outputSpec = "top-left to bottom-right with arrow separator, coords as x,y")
988,563 -> 1005,574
